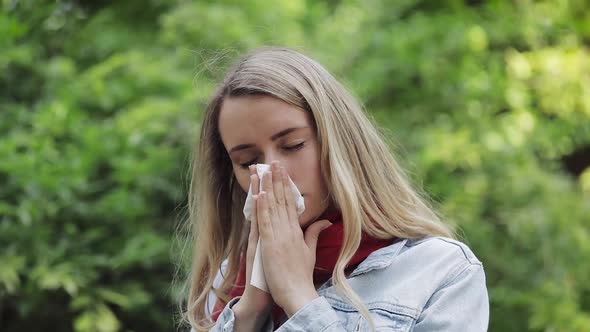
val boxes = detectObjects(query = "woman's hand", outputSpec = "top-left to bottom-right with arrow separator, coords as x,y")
231,165 -> 273,320
255,160 -> 333,317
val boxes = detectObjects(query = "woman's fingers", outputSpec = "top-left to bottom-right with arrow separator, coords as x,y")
255,161 -> 296,239
249,190 -> 259,238
250,174 -> 259,196
256,192 -> 274,239
249,172 -> 260,233
248,165 -> 260,229
246,195 -> 258,274
261,171 -> 279,223
271,162 -> 286,207
281,166 -> 299,228
271,162 -> 290,225
249,165 -> 259,195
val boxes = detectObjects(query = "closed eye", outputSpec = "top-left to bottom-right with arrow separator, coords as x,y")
238,142 -> 305,169
285,142 -> 304,151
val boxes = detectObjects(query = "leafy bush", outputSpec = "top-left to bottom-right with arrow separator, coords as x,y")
1,1 -> 588,331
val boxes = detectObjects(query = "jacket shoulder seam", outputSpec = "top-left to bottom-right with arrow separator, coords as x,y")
407,236 -> 482,265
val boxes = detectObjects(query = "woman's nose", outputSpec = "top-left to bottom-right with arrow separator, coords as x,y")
262,157 -> 289,173
263,157 -> 283,168
262,152 -> 282,166
261,151 -> 292,176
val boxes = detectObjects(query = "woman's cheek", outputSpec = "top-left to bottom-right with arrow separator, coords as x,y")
234,171 -> 250,193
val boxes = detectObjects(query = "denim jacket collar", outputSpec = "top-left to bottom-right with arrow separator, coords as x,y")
317,238 -> 409,292
348,238 -> 409,278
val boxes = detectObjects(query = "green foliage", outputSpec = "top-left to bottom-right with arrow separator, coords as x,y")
1,0 -> 589,331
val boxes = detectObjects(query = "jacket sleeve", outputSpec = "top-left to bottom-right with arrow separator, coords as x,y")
203,259 -> 347,331
414,263 -> 489,331
210,296 -> 347,332
275,296 -> 347,332
209,296 -> 274,332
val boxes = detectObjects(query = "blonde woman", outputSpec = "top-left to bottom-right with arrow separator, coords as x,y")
181,47 -> 489,331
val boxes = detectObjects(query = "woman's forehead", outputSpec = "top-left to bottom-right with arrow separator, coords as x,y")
218,95 -> 311,145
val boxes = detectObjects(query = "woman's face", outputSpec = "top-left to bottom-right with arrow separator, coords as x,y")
218,95 -> 330,228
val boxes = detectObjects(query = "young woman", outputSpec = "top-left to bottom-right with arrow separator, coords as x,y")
181,47 -> 489,331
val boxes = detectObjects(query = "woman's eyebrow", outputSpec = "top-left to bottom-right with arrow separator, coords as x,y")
229,126 -> 309,154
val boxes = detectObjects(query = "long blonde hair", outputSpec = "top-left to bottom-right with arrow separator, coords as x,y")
178,46 -> 454,331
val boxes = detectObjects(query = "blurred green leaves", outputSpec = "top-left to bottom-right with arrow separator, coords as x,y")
1,0 -> 589,331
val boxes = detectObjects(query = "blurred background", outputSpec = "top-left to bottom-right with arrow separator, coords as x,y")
1,0 -> 589,331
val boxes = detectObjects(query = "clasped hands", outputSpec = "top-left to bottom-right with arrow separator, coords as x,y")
239,160 -> 332,318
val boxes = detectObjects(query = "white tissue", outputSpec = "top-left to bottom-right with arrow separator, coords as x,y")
243,164 -> 305,220
243,163 -> 305,292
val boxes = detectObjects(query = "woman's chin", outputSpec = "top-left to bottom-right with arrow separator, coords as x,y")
298,212 -> 320,230
298,216 -> 310,229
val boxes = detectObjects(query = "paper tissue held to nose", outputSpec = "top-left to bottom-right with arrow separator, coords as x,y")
243,164 -> 305,292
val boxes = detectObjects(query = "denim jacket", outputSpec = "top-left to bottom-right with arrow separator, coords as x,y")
206,236 -> 489,331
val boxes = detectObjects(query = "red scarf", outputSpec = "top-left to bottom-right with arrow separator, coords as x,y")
211,210 -> 394,328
